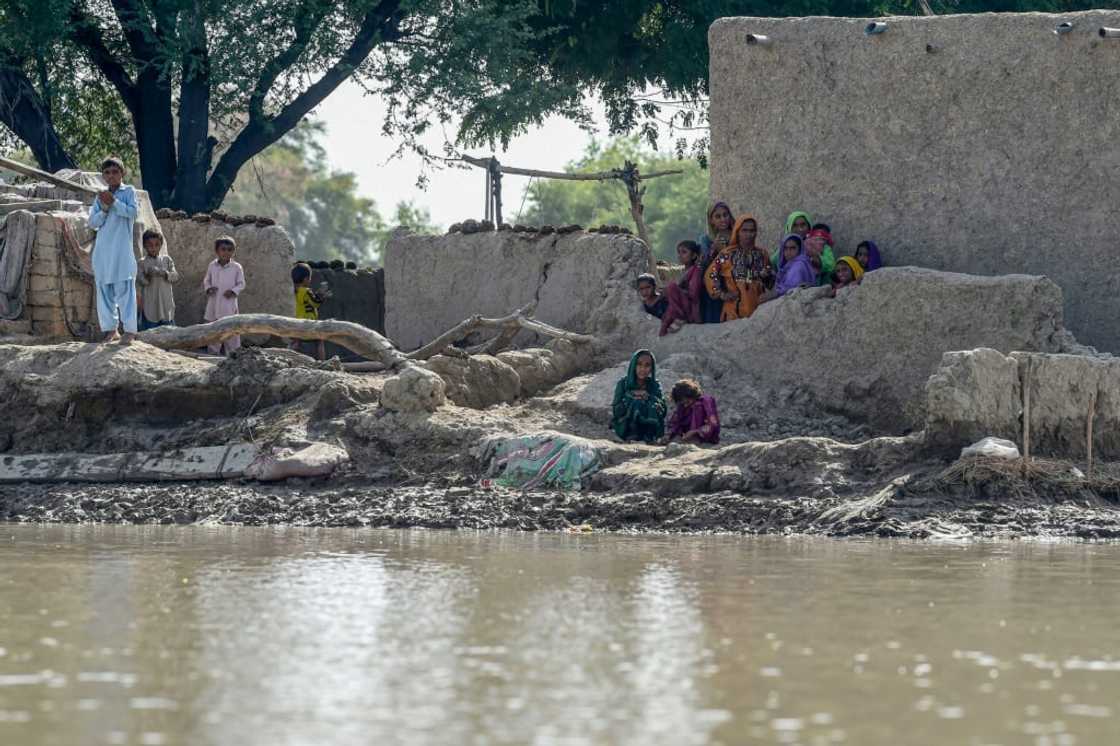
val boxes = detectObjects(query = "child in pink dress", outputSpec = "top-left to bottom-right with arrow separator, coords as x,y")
202,236 -> 245,355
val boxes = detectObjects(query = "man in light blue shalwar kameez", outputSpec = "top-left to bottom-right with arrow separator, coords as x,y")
87,157 -> 139,343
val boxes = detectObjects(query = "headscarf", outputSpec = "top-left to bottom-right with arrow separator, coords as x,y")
622,349 -> 663,399
835,255 -> 865,283
728,214 -> 758,250
784,211 -> 813,236
776,234 -> 804,270
858,240 -> 883,271
707,202 -> 734,239
775,234 -> 817,296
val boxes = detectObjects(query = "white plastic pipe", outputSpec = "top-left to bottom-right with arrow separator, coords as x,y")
1100,27 -> 1120,38
865,22 -> 888,35
746,33 -> 771,46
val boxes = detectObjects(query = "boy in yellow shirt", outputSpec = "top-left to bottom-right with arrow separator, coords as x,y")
291,262 -> 330,360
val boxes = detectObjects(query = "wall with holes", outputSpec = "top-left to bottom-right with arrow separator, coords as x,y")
709,11 -> 1120,351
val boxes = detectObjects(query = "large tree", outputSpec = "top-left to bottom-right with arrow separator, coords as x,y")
0,0 -> 603,211
3,0 -> 1112,214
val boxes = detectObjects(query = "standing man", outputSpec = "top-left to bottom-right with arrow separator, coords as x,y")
88,157 -> 139,343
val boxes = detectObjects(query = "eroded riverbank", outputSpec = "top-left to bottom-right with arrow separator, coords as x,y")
5,454 -> 1120,539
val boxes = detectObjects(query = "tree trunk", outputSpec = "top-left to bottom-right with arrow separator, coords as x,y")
172,10 -> 214,214
138,314 -> 410,368
0,61 -> 76,173
133,69 -> 178,208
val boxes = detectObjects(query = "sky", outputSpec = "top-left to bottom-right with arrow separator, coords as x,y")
313,81 -> 608,229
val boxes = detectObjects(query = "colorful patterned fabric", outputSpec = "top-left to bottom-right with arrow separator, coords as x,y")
480,432 -> 603,491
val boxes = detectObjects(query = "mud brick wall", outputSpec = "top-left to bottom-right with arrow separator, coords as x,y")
24,213 -> 95,339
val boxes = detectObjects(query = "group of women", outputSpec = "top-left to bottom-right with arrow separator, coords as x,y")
639,203 -> 884,335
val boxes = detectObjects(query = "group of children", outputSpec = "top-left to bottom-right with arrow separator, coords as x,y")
88,156 -> 332,358
639,203 -> 884,334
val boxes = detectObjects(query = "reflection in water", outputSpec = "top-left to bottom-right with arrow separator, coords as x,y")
1,526 -> 1120,745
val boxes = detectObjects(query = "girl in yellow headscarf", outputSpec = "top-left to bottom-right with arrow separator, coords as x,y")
830,255 -> 864,295
704,215 -> 774,321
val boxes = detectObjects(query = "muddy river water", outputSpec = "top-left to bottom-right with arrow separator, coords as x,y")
2,526 -> 1120,745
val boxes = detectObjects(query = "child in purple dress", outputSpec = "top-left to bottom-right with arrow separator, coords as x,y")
664,379 -> 720,445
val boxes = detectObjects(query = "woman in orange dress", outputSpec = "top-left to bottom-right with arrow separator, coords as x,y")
704,215 -> 774,321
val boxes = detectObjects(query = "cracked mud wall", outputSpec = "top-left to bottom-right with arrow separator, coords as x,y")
709,11 -> 1120,351
383,230 -> 647,350
926,348 -> 1120,460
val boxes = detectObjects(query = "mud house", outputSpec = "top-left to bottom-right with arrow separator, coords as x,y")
708,11 -> 1120,352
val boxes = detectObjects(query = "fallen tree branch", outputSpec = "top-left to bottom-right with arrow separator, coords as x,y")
406,304 -> 596,361
139,314 -> 409,368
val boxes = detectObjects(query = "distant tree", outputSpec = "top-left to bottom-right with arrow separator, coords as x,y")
520,137 -> 708,261
388,200 -> 438,234
223,119 -> 439,264
222,119 -> 384,264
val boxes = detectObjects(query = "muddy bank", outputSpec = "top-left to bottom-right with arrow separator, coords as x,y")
4,460 -> 1120,539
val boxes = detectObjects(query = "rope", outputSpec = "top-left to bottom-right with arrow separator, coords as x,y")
515,176 -> 534,224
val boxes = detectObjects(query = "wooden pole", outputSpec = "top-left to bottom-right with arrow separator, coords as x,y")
484,167 -> 492,222
1022,355 -> 1032,462
458,154 -> 682,182
1087,391 -> 1097,476
489,157 -> 503,227
0,155 -> 99,197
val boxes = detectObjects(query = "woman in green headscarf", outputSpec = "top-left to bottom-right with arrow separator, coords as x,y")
610,349 -> 667,443
771,210 -> 813,268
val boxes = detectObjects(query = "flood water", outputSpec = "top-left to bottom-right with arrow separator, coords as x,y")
2,527 -> 1120,745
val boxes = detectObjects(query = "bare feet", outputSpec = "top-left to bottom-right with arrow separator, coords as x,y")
669,319 -> 685,333
103,331 -> 121,343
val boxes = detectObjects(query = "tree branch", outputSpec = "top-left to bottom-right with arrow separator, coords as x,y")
139,314 -> 411,368
108,0 -> 160,63
247,0 -> 333,122
203,0 -> 404,209
67,5 -> 138,111
0,56 -> 77,171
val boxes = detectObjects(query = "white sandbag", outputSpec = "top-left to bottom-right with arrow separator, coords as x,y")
244,442 -> 349,481
960,436 -> 1020,460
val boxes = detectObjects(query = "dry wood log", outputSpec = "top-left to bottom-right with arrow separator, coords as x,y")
0,155 -> 100,196
406,305 -> 596,361
139,314 -> 409,368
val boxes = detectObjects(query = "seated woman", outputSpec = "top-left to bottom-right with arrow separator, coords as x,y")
636,273 -> 668,319
704,214 -> 773,322
855,240 -> 883,272
664,379 -> 720,445
771,210 -> 813,267
830,256 -> 864,294
804,228 -> 836,286
762,234 -> 817,302
659,240 -> 704,336
611,349 -> 667,443
698,202 -> 734,324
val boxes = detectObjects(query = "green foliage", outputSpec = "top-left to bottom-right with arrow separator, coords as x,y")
222,119 -> 438,265
520,137 -> 709,261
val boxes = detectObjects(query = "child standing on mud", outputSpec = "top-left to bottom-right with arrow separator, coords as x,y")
202,236 -> 245,355
290,262 -> 330,360
136,230 -> 179,329
87,157 -> 139,344
610,349 -> 667,443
